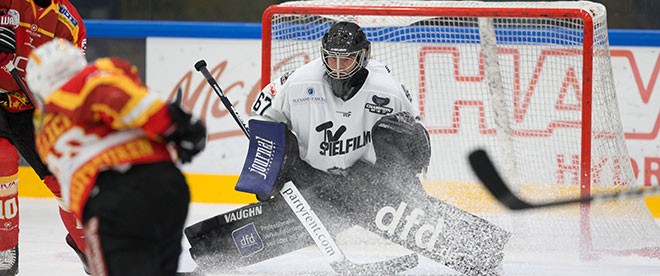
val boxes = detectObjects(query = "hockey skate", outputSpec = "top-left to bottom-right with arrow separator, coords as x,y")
0,246 -> 17,276
66,234 -> 90,275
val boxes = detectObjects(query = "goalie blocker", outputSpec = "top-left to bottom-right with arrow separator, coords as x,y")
185,119 -> 511,275
234,120 -> 294,198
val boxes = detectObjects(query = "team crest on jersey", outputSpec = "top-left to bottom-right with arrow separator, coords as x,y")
292,86 -> 326,104
0,10 -> 19,29
365,95 -> 393,115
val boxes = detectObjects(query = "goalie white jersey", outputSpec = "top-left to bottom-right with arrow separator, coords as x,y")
251,58 -> 418,174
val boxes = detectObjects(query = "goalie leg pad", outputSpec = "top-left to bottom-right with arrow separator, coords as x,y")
185,198 -> 313,273
339,162 -> 511,276
185,186 -> 355,274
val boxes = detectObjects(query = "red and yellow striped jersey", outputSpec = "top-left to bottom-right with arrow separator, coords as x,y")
34,57 -> 174,218
0,0 -> 86,111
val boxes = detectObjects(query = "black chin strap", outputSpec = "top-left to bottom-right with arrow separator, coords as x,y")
328,68 -> 369,101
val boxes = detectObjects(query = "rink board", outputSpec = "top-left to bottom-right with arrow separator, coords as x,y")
16,166 -> 660,217
13,21 -> 660,218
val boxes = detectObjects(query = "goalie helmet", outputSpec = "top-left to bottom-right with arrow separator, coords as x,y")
321,21 -> 371,99
26,38 -> 87,102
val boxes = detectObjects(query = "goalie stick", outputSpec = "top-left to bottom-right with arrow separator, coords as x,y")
194,60 -> 249,138
468,149 -> 660,210
194,59 -> 419,275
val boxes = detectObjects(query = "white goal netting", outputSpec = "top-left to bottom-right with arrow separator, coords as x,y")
262,0 -> 660,263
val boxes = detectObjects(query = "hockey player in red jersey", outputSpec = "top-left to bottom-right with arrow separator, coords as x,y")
26,38 -> 206,276
0,0 -> 86,275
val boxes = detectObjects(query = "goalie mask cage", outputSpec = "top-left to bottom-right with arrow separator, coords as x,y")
262,0 -> 660,263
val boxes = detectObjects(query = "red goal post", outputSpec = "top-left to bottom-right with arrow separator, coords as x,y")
261,0 -> 660,260
262,1 -> 599,193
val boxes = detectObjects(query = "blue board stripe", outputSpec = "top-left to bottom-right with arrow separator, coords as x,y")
85,19 -> 660,46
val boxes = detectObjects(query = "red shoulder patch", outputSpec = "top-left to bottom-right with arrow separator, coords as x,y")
267,82 -> 277,96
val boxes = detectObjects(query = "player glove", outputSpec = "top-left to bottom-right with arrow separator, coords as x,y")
0,10 -> 16,53
372,111 -> 431,173
0,9 -> 17,68
164,102 -> 207,164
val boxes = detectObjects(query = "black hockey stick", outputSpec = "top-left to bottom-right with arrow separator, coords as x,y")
468,149 -> 660,210
195,59 -> 418,275
5,62 -> 39,110
194,60 -> 249,137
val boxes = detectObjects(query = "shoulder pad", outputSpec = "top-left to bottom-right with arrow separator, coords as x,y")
279,70 -> 294,85
401,84 -> 412,103
263,82 -> 277,97
57,3 -> 81,27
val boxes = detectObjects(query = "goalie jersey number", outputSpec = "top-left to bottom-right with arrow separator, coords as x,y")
252,92 -> 273,116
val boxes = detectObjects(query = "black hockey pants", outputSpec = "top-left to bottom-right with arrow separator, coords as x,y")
83,162 -> 190,276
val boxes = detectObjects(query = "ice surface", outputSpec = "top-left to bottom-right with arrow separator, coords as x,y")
17,198 -> 660,276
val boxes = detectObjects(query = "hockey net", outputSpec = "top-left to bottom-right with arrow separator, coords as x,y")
262,0 -> 660,262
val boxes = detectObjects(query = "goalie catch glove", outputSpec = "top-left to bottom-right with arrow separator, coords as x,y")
164,102 -> 207,164
372,111 -> 431,174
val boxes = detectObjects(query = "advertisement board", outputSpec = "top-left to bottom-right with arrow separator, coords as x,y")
18,21 -> 660,213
